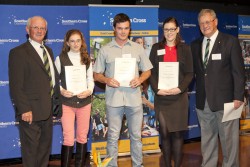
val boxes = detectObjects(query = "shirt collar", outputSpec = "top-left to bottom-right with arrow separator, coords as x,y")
110,39 -> 132,48
29,38 -> 44,47
204,30 -> 219,42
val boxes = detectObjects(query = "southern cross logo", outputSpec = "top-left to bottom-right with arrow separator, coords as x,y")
101,10 -> 114,27
56,16 -> 64,25
8,15 -> 27,25
12,137 -> 21,148
8,15 -> 16,24
56,16 -> 87,25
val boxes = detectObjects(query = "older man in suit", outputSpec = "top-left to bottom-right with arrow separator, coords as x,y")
191,9 -> 245,167
8,16 -> 61,167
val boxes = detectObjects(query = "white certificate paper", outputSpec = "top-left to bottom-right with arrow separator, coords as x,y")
65,65 -> 87,95
158,62 -> 179,89
222,102 -> 244,122
114,58 -> 136,87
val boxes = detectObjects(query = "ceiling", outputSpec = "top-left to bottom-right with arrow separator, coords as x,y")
192,0 -> 250,6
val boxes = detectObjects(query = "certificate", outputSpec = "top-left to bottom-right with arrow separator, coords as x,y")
158,62 -> 179,89
114,58 -> 136,87
222,102 -> 244,122
65,65 -> 87,95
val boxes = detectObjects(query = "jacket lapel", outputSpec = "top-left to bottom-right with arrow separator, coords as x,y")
24,41 -> 48,74
158,44 -> 165,63
198,38 -> 204,70
207,32 -> 222,68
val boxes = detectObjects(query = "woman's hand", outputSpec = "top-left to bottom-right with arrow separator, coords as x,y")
157,88 -> 181,96
61,88 -> 74,98
77,90 -> 92,99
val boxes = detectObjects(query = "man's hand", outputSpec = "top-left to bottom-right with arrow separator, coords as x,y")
22,111 -> 33,124
106,78 -> 120,88
130,77 -> 142,88
234,100 -> 244,109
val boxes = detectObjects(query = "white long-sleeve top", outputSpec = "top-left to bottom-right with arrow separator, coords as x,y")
55,51 -> 94,94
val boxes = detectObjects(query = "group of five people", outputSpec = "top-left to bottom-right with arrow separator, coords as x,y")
8,8 -> 244,167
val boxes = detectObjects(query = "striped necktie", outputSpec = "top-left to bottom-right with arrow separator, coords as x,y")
203,38 -> 211,69
40,45 -> 54,97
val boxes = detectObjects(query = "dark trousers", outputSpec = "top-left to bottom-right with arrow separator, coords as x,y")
19,116 -> 53,167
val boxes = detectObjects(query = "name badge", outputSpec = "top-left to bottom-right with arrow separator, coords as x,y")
122,54 -> 131,58
157,49 -> 165,56
212,53 -> 221,60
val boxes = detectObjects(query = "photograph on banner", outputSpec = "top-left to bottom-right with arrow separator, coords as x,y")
131,36 -> 158,57
239,40 -> 250,130
240,39 -> 250,65
91,93 -> 131,141
91,92 -> 160,155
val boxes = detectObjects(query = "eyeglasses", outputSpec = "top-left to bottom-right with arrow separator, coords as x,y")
30,26 -> 47,31
163,27 -> 177,33
69,39 -> 82,44
199,19 -> 215,26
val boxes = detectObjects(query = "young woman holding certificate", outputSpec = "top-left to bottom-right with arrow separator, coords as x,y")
55,29 -> 94,167
149,17 -> 193,167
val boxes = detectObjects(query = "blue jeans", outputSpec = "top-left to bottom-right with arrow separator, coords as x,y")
106,105 -> 143,167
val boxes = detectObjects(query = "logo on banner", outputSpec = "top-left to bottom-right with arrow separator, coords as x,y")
109,17 -> 146,27
188,124 -> 199,130
182,23 -> 196,28
56,16 -> 88,25
0,121 -> 18,128
8,15 -> 27,25
0,39 -> 19,45
12,137 -> 21,148
241,25 -> 250,32
44,38 -> 64,44
96,11 -> 146,27
0,81 -> 9,86
225,25 -> 237,30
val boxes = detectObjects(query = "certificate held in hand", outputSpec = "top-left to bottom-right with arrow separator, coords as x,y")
114,58 -> 136,87
65,65 -> 87,95
158,62 -> 179,89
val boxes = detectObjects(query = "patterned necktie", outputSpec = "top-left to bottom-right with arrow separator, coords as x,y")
40,45 -> 54,97
203,38 -> 211,69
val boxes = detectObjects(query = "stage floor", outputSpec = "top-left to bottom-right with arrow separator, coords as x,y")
1,135 -> 250,167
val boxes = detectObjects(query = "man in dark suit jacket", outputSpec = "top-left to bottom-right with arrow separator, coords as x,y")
9,16 -> 61,167
191,9 -> 245,167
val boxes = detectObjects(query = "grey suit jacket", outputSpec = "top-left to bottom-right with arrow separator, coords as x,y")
9,41 -> 61,121
191,32 -> 245,111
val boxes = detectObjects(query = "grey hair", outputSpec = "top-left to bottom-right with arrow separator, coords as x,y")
198,9 -> 217,21
26,16 -> 47,28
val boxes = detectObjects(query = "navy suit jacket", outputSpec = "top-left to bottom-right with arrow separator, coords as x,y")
191,32 -> 245,111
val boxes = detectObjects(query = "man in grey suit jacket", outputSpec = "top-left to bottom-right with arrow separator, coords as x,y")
191,9 -> 245,167
9,16 -> 61,167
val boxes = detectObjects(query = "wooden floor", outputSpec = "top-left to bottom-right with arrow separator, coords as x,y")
1,135 -> 250,167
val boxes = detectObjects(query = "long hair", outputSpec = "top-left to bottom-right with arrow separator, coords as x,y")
160,17 -> 182,47
61,29 -> 90,69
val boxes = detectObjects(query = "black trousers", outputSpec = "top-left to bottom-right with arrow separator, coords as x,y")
19,116 -> 53,167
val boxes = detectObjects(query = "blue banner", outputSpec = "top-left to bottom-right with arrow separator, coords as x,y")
89,5 -> 160,155
158,9 -> 239,140
0,5 -> 89,159
238,15 -> 250,131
